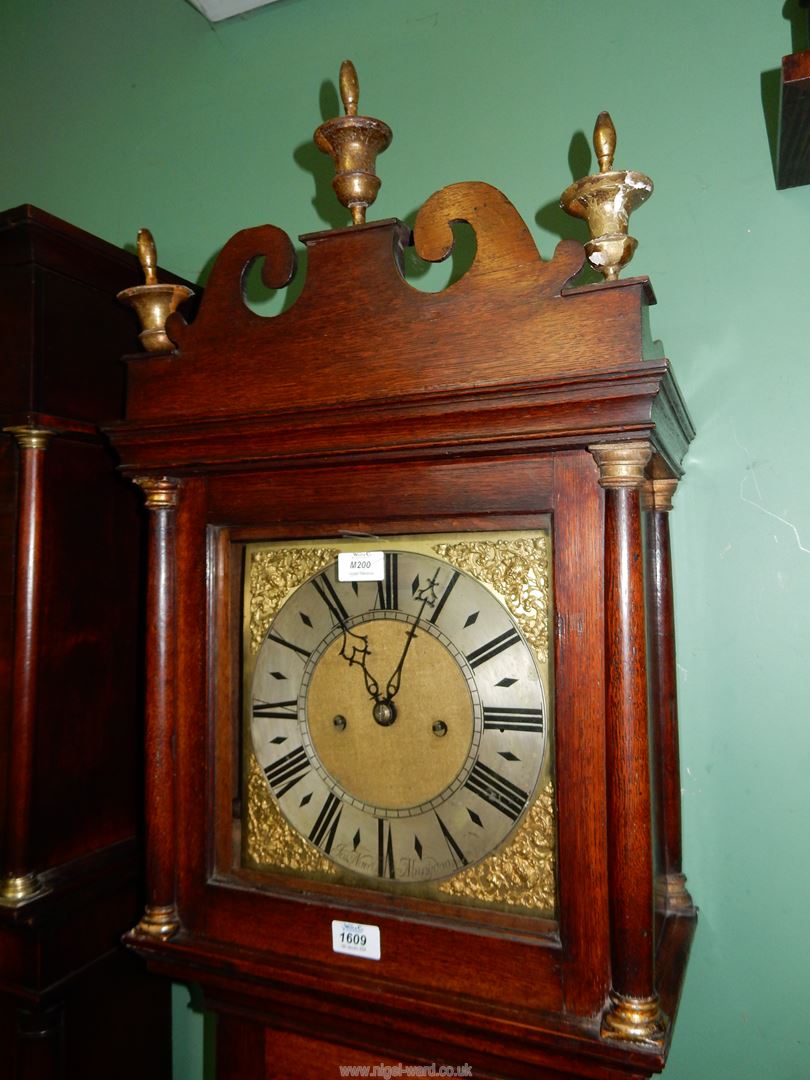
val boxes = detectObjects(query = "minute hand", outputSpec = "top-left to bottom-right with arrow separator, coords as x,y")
384,574 -> 439,701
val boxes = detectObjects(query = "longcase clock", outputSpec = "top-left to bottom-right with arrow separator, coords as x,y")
111,64 -> 697,1080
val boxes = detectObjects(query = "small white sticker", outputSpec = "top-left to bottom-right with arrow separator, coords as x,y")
331,919 -> 381,960
337,550 -> 385,582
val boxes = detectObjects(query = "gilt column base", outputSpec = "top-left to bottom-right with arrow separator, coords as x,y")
601,990 -> 668,1047
655,871 -> 694,913
130,903 -> 180,940
0,871 -> 50,906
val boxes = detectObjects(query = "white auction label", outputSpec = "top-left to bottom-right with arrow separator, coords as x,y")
331,919 -> 381,960
337,550 -> 385,582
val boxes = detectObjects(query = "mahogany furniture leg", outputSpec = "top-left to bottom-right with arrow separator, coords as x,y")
0,427 -> 52,903
130,476 -> 181,938
15,1004 -> 65,1080
647,479 -> 693,914
591,441 -> 666,1046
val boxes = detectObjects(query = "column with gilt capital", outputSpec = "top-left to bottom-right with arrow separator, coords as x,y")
131,475 -> 181,939
0,427 -> 54,904
590,440 -> 667,1046
646,478 -> 693,914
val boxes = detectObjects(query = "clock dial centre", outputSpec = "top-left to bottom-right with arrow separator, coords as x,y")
306,617 -> 475,810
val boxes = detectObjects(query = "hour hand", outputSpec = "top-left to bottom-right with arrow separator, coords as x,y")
339,624 -> 380,702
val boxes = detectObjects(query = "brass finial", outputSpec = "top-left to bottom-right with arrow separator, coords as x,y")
593,111 -> 616,173
560,112 -> 653,281
314,60 -> 393,226
340,59 -> 360,117
117,228 -> 193,353
137,227 -> 159,286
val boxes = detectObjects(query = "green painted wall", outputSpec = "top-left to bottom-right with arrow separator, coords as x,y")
2,1 -> 808,1077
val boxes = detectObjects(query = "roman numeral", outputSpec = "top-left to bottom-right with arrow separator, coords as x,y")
311,572 -> 349,626
482,706 -> 544,732
435,812 -> 467,868
465,760 -> 528,822
428,569 -> 460,625
376,553 -> 399,610
377,819 -> 396,879
465,627 -> 522,669
264,745 -> 310,798
252,698 -> 297,720
309,792 -> 343,854
266,630 -> 311,659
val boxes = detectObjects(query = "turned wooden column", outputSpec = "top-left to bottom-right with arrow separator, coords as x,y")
130,476 -> 181,939
591,440 -> 666,1045
646,478 -> 693,913
0,427 -> 53,904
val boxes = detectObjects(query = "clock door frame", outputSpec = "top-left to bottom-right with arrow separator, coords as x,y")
132,450 -> 617,1029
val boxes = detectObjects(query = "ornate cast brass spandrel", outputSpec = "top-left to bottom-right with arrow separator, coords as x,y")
247,545 -> 340,655
431,534 -> 550,663
245,753 -> 338,876
437,780 -> 555,911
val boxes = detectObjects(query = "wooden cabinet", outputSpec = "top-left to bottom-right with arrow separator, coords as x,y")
0,205 -> 183,1079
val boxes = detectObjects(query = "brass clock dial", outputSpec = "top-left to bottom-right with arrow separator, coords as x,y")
249,544 -> 547,884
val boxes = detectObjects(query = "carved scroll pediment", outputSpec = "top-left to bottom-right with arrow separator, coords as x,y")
125,181 -> 651,422
412,182 -> 583,292
166,183 -> 583,353
166,222 -> 297,353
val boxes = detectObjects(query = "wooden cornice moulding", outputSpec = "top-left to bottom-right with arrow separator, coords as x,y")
110,361 -> 691,479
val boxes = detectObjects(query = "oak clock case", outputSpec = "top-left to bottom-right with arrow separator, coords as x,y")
110,64 -> 696,1080
242,531 -> 553,906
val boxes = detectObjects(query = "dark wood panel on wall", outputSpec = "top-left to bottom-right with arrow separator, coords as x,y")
777,48 -> 810,188
0,205 -> 194,1080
